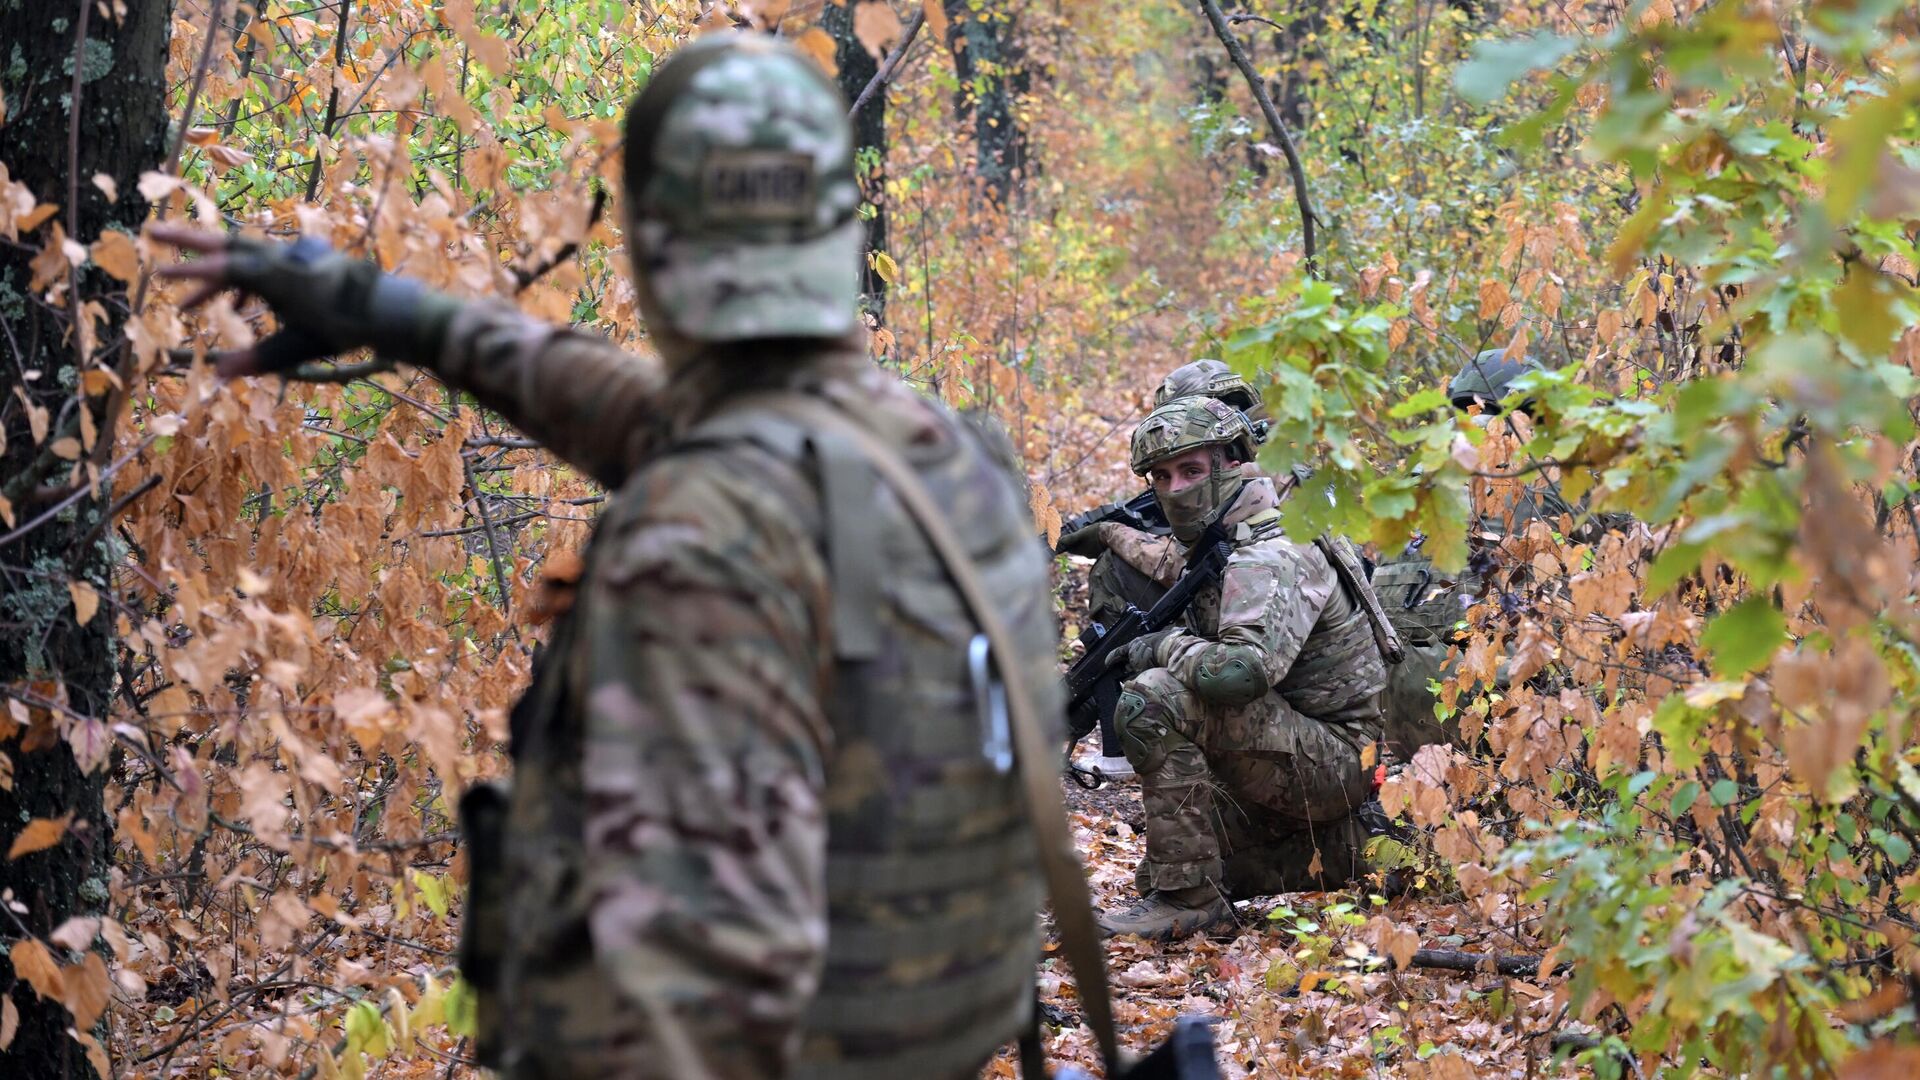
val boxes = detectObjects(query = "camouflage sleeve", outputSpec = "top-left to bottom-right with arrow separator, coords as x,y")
1095,522 -> 1183,586
433,300 -> 669,488
575,447 -> 833,1079
1154,539 -> 1337,690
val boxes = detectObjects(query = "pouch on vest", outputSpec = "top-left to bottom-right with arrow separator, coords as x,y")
456,779 -> 510,1068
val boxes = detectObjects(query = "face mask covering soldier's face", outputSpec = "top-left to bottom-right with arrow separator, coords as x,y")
1153,448 -> 1247,544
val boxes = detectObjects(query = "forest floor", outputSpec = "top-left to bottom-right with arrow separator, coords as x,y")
1001,776 -> 1587,1079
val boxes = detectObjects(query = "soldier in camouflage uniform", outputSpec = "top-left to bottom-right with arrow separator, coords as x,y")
158,33 -> 1061,1080
1374,348 -> 1608,759
1096,397 -> 1390,940
1056,359 -> 1265,633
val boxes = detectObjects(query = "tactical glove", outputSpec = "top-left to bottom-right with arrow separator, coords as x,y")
1055,521 -> 1109,557
220,236 -> 459,373
1105,627 -> 1180,676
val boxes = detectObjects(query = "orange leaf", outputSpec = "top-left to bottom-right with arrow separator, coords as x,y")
9,813 -> 72,859
854,0 -> 904,58
9,938 -> 65,1001
793,27 -> 838,77
68,581 -> 99,625
922,0 -> 950,42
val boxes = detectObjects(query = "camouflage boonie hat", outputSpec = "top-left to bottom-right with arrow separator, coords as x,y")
623,33 -> 860,341
1154,358 -> 1260,412
1447,349 -> 1541,413
1130,395 -> 1258,475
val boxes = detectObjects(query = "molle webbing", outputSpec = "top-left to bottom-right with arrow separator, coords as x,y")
683,391 -> 1050,1078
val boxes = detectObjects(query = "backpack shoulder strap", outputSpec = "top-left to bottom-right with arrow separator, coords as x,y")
1314,535 -> 1406,665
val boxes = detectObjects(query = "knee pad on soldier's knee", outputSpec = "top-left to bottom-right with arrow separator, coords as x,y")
1116,690 -> 1176,774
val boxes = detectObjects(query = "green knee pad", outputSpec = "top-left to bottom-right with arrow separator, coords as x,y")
1117,690 -> 1176,774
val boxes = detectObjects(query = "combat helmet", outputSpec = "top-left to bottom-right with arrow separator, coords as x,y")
1447,349 -> 1542,414
1131,396 -> 1259,542
1154,358 -> 1260,413
622,33 -> 861,345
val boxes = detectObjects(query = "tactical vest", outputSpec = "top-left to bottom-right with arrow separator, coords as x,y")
1371,552 -> 1481,649
1188,512 -> 1388,727
707,399 -> 1057,1080
476,387 -> 1058,1080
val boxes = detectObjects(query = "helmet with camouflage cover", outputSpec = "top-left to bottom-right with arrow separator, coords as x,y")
622,33 -> 860,347
1131,396 -> 1259,543
1447,349 -> 1542,414
1154,358 -> 1261,413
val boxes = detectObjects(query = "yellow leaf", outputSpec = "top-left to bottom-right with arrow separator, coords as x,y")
68,581 -> 99,625
9,938 -> 64,1000
793,27 -> 838,77
10,813 -> 73,859
872,249 -> 898,284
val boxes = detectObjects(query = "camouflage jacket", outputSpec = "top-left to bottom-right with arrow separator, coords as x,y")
1130,477 -> 1387,726
435,303 -> 1058,1080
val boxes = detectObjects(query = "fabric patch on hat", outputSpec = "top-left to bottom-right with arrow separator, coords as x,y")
701,149 -> 815,223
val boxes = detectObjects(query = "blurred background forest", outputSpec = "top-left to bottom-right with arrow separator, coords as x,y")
2,0 -> 1919,1076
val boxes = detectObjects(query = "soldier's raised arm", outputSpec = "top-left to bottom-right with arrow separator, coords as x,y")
149,226 -> 665,488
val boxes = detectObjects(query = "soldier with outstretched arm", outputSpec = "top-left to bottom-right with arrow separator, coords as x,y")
156,33 -> 1064,1080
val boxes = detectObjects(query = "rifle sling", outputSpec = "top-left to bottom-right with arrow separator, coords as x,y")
752,393 -> 1126,1077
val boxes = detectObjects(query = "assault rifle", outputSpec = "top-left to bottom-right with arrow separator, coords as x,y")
1054,487 -> 1169,549
1064,507 -> 1237,784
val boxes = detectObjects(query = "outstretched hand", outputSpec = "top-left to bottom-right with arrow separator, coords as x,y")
149,225 -> 426,379
150,224 -> 278,378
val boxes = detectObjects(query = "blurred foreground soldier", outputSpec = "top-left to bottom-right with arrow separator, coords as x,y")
1098,397 -> 1392,940
157,33 -> 1065,1080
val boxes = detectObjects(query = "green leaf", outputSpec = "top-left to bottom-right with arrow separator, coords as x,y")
1709,778 -> 1739,808
1456,32 -> 1577,105
1389,388 -> 1452,418
1874,829 -> 1913,866
444,976 -> 479,1037
1701,597 -> 1787,677
1671,780 -> 1702,816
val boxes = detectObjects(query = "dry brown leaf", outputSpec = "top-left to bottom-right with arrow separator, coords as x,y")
10,813 -> 72,859
922,0 -> 950,41
853,1 -> 904,57
0,997 -> 14,1051
793,27 -> 838,76
68,581 -> 99,625
1838,1042 -> 1920,1080
10,938 -> 64,1000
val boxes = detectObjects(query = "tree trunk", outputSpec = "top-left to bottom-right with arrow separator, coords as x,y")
821,0 -> 890,323
0,0 -> 171,1074
942,0 -> 1029,205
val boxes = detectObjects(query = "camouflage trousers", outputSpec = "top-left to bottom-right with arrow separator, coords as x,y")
1087,550 -> 1167,633
1116,668 -> 1378,898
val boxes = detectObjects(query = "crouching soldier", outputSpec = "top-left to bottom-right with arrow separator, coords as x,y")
1098,397 -> 1390,940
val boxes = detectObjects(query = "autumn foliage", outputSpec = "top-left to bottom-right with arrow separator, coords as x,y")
2,0 -> 1919,1077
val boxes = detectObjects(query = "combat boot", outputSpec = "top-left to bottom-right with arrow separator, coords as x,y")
1097,884 -> 1233,940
